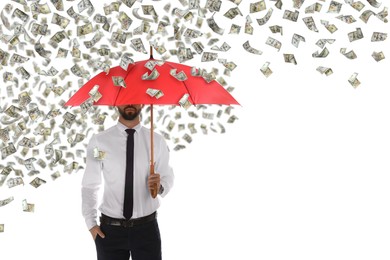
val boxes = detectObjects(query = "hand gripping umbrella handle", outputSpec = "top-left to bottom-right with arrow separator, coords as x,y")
150,162 -> 158,198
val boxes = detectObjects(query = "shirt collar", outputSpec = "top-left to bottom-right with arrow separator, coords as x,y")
116,121 -> 142,136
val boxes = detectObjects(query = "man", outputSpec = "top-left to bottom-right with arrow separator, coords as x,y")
82,104 -> 174,260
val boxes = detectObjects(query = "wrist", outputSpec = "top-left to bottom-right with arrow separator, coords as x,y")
158,184 -> 164,195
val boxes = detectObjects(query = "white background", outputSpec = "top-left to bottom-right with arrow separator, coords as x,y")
1,0 -> 390,259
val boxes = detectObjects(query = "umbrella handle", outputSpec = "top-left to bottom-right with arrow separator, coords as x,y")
150,162 -> 158,198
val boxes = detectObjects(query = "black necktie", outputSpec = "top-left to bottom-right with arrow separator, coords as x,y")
123,129 -> 135,219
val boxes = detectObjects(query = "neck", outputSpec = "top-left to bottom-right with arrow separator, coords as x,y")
119,116 -> 140,129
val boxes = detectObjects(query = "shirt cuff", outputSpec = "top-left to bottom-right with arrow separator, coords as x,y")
86,218 -> 98,230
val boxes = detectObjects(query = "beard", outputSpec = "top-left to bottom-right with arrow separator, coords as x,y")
118,105 -> 142,121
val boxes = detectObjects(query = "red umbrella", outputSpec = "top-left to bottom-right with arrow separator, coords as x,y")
65,48 -> 240,197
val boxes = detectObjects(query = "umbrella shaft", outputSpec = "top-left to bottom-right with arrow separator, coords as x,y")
150,104 -> 154,166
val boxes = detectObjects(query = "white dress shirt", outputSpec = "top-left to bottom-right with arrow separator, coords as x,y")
81,121 -> 174,230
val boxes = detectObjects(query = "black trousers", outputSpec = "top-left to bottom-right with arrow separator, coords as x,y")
95,219 -> 162,260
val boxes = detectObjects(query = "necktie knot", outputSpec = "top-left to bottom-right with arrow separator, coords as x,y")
125,129 -> 135,135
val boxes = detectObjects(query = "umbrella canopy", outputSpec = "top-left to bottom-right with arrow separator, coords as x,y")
65,54 -> 240,198
64,58 -> 240,107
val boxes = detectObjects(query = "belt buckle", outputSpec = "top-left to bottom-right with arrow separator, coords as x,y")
124,219 -> 134,228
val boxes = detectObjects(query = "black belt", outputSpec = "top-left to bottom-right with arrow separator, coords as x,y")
100,212 -> 157,228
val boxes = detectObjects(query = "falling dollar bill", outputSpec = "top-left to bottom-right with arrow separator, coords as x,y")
250,1 -> 266,13
371,32 -> 387,42
16,67 -> 31,80
78,0 -> 94,15
131,38 -> 147,53
293,0 -> 305,9
302,16 -> 319,32
372,51 -> 385,62
77,22 -> 93,36
5,105 -> 22,118
206,16 -> 224,35
229,24 -> 241,34
30,2 -> 50,14
305,3 -> 323,13
57,48 -> 69,58
224,7 -> 242,19
257,8 -> 273,25
312,47 -> 330,58
80,98 -> 93,114
146,88 -> 164,99
10,53 -> 29,65
12,8 -> 29,23
367,0 -> 381,8
88,85 -> 102,102
93,147 -> 106,160
51,0 -> 64,11
7,177 -> 24,188
316,66 -> 333,76
49,31 -> 68,48
112,31 -> 128,44
201,52 -> 218,62
35,41 -> 51,61
376,7 -> 388,23
348,73 -> 361,88
177,47 -> 194,62
18,137 -> 37,148
142,68 -> 160,80
266,37 -> 282,51
269,25 -> 283,35
245,15 -> 254,34
321,20 -> 338,33
351,1 -> 365,11
283,10 -> 299,22
120,53 -> 134,71
183,28 -> 203,38
112,76 -> 127,88
260,62 -> 272,77
31,23 -> 48,36
165,121 -> 174,132
218,59 -> 237,71
283,54 -> 297,65
51,171 -> 61,180
327,1 -> 343,13
0,196 -> 14,207
348,28 -> 364,42
337,15 -> 356,24
170,69 -> 188,81
52,13 -> 70,29
1,143 -> 16,159
179,94 -> 192,109
292,34 -> 305,48
0,129 -> 10,143
243,40 -> 263,55
340,48 -> 357,59
22,199 -> 34,212
30,177 -> 46,188
206,0 -> 222,12
211,42 -> 231,52
316,39 -> 336,48
182,133 -> 193,143
189,0 -> 200,9
142,5 -> 158,19
145,60 -> 156,71
228,115 -> 239,123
